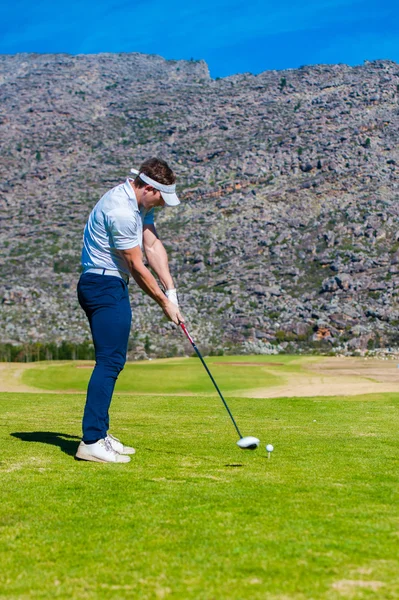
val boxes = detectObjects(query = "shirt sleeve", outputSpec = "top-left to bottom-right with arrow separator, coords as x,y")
105,209 -> 140,250
143,208 -> 155,225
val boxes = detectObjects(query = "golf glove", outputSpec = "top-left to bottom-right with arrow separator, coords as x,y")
165,288 -> 179,306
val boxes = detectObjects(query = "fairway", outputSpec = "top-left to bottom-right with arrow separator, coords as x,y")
2,354 -> 399,398
20,355 -> 294,396
1,360 -> 399,599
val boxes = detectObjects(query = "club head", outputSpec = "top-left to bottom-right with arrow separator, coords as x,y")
236,436 -> 260,450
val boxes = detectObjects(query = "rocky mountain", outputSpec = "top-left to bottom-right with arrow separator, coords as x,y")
1,52 -> 399,358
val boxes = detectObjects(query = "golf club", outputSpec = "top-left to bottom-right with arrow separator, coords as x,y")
179,322 -> 260,450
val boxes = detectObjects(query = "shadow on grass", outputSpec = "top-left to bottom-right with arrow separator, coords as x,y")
11,432 -> 80,456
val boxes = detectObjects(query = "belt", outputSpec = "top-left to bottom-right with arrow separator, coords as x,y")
84,268 -> 129,284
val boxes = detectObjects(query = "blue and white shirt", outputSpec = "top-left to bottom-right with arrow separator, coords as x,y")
81,180 -> 154,275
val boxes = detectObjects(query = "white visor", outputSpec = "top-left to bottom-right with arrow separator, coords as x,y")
130,168 -> 180,206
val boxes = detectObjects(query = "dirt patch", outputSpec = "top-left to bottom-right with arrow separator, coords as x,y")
244,380 -> 399,399
308,356 -> 399,382
243,356 -> 399,398
0,363 -> 41,393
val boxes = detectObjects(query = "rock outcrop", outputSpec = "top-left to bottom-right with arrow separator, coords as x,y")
1,53 -> 398,357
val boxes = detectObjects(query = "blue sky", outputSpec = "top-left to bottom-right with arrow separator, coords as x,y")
0,0 -> 398,77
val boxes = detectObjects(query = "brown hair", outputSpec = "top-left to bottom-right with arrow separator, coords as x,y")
134,157 -> 176,188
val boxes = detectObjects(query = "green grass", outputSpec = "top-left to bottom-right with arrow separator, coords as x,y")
21,355 -> 303,395
1,364 -> 399,598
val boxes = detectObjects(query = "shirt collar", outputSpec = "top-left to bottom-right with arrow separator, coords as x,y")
123,179 -> 140,212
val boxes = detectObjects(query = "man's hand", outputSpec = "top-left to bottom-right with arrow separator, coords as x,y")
162,299 -> 184,325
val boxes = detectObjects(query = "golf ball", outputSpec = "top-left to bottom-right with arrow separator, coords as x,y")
266,444 -> 274,452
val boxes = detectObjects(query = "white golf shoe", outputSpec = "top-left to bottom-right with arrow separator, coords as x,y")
75,438 -> 131,463
106,433 -> 136,455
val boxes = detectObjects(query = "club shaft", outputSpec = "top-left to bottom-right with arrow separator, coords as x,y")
180,323 -> 243,438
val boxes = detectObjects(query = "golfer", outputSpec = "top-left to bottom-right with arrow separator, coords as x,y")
75,158 -> 184,463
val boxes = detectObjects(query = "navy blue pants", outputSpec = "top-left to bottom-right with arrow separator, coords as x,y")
77,273 -> 132,443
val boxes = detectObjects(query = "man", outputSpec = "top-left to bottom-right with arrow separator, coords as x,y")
75,157 -> 184,463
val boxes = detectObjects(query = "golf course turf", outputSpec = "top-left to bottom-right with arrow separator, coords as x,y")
1,357 -> 399,599
21,355 -> 296,395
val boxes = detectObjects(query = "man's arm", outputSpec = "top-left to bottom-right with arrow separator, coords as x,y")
118,245 -> 183,325
143,224 -> 174,291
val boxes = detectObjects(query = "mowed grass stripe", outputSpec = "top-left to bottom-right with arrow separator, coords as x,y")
0,388 -> 399,599
21,355 -> 303,395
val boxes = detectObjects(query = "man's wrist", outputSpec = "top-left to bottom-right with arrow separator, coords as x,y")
158,294 -> 170,309
165,288 -> 179,306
